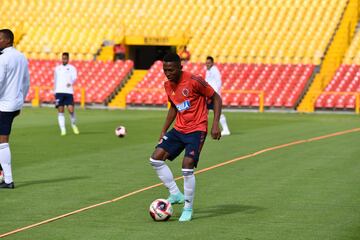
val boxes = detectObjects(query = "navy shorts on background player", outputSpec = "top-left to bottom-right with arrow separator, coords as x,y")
207,97 -> 214,110
55,93 -> 74,107
0,110 -> 20,135
157,128 -> 207,167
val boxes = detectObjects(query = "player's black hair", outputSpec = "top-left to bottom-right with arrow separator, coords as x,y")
0,29 -> 14,44
163,52 -> 181,63
62,52 -> 69,57
206,56 -> 214,62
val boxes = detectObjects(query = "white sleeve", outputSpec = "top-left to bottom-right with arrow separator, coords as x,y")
54,68 -> 57,92
213,68 -> 222,92
22,61 -> 30,100
71,66 -> 77,84
0,61 -> 6,98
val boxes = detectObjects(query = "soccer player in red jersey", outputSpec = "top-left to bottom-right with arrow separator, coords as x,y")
150,53 -> 222,221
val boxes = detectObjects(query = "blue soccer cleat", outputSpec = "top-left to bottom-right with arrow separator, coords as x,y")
167,192 -> 185,204
179,208 -> 193,222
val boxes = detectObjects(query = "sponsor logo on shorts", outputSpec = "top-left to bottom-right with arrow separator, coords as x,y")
176,100 -> 190,112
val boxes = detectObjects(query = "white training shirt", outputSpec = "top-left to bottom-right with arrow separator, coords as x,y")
205,65 -> 222,95
0,47 -> 30,112
54,64 -> 77,94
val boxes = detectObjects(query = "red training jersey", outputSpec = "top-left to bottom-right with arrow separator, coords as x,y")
164,71 -> 215,134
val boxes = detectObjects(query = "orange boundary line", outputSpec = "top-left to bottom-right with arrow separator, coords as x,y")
1,127 -> 359,238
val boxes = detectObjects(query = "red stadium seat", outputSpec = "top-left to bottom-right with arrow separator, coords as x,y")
315,64 -> 360,110
126,62 -> 315,108
26,59 -> 133,104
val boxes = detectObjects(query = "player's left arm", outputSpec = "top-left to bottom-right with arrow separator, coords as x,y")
193,75 -> 222,140
70,66 -> 77,84
210,92 -> 222,140
0,62 -> 5,97
22,61 -> 30,100
214,68 -> 222,92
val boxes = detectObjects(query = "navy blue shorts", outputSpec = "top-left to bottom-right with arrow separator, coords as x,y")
0,110 -> 20,135
55,93 -> 74,107
207,98 -> 214,110
207,103 -> 214,110
157,128 -> 207,167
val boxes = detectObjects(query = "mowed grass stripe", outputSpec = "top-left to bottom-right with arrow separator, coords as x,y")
1,127 -> 359,238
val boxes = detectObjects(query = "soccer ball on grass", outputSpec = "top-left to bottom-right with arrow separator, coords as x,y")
115,126 -> 127,137
149,199 -> 173,221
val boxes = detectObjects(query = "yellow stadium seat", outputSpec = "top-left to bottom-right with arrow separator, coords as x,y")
0,0 -> 349,63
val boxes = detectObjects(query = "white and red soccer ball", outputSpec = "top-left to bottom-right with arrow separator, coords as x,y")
115,126 -> 127,137
149,199 -> 173,221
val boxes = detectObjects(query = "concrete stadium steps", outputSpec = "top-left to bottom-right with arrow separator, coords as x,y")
297,0 -> 357,112
108,70 -> 148,108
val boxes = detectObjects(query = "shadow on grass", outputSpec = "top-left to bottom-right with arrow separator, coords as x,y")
72,131 -> 106,135
16,176 -> 90,188
194,204 -> 264,219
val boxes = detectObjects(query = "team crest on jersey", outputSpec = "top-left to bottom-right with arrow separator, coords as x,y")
176,100 -> 191,112
182,88 -> 189,97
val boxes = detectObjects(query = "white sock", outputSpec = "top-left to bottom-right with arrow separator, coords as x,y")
150,158 -> 180,195
183,168 -> 195,209
0,143 -> 13,183
220,114 -> 230,132
58,113 -> 65,131
70,112 -> 76,126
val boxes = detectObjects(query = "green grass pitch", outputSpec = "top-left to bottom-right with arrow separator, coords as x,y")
0,108 -> 359,240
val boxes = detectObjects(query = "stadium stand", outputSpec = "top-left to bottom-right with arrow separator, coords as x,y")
315,30 -> 360,110
1,0 -> 357,110
124,0 -> 351,109
0,0 -> 348,63
1,0 -> 124,60
27,60 -> 133,104
126,61 -> 314,108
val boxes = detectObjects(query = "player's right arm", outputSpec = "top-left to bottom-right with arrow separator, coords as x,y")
159,102 -> 177,140
53,67 -> 57,92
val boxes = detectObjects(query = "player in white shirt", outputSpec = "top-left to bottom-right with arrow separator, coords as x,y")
54,52 -> 79,136
0,29 -> 30,189
205,56 -> 231,136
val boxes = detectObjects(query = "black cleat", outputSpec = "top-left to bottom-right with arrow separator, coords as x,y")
0,182 -> 15,189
